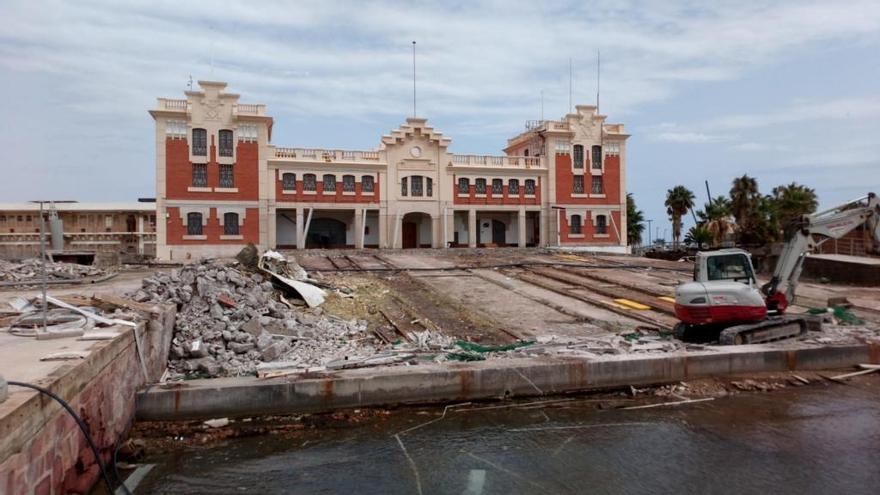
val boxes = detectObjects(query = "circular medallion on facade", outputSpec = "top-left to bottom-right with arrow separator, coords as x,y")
410,146 -> 422,158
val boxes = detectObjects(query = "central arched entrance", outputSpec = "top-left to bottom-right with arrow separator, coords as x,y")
307,218 -> 347,248
401,212 -> 432,248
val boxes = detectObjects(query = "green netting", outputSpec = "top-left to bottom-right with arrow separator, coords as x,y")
455,340 -> 535,353
807,306 -> 864,325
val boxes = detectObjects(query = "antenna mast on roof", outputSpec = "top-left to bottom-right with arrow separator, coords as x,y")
596,49 -> 601,113
412,41 -> 417,118
187,75 -> 193,91
540,90 -> 544,121
568,57 -> 573,114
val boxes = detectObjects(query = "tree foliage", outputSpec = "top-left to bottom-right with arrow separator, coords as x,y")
665,185 -> 695,248
626,193 -> 645,246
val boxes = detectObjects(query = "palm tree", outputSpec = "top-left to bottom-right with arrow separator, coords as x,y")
665,185 -> 695,248
626,193 -> 645,246
684,225 -> 713,249
771,182 -> 819,229
729,175 -> 760,225
698,195 -> 734,246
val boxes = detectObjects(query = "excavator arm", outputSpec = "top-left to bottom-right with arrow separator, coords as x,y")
763,192 -> 880,310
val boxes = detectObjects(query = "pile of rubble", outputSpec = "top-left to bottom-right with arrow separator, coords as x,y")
0,258 -> 106,283
131,258 -> 385,379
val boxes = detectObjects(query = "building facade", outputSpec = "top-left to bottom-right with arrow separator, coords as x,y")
0,202 -> 156,261
150,81 -> 629,260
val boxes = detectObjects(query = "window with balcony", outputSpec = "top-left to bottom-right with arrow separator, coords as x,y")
343,175 -> 355,193
570,215 -> 582,234
323,174 -> 336,192
362,175 -> 374,193
224,212 -> 239,235
592,176 -> 604,194
525,179 -> 536,195
219,164 -> 234,188
401,177 -> 408,196
186,212 -> 203,235
219,130 -> 233,157
192,163 -> 208,187
592,145 -> 602,169
282,173 -> 296,190
573,144 -> 584,168
492,179 -> 503,195
458,177 -> 470,194
573,175 -> 584,194
475,178 -> 487,194
411,176 -> 423,196
508,179 -> 519,195
427,177 -> 433,197
303,174 -> 317,191
596,215 -> 608,234
192,128 -> 207,156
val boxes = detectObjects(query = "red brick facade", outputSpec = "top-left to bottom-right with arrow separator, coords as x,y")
275,175 -> 381,204
166,206 -> 259,244
165,138 -> 259,202
452,176 -> 542,205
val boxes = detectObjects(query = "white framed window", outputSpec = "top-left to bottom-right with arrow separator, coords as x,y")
555,140 -> 571,153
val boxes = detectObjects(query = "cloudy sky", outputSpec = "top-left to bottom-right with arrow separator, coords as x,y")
1,0 -> 878,240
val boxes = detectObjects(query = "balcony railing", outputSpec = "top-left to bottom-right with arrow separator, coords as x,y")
234,103 -> 266,116
273,148 -> 383,162
451,154 -> 542,168
160,99 -> 188,111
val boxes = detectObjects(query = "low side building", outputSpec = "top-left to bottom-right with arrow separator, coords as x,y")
0,202 -> 157,262
149,81 -> 629,260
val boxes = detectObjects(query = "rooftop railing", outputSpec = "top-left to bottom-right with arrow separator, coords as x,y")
451,155 -> 542,168
273,148 -> 382,162
159,98 -> 188,111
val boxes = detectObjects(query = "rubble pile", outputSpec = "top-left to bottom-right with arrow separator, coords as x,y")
0,258 -> 106,283
132,259 -> 383,378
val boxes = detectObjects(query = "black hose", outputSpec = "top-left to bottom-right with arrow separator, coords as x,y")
7,381 -> 117,494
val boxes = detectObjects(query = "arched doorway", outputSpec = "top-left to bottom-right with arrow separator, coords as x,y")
307,218 -> 347,248
401,212 -> 432,248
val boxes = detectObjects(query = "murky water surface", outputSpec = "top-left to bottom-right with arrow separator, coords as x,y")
139,385 -> 880,494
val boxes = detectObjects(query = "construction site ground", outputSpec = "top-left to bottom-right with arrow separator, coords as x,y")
294,248 -> 880,351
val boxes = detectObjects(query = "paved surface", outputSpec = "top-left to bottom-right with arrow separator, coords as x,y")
137,379 -> 880,494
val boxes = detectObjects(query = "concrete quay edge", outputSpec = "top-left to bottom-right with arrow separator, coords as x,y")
135,343 -> 880,421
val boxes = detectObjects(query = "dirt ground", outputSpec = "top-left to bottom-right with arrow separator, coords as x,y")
296,249 -> 880,349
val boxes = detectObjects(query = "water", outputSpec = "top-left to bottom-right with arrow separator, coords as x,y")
138,385 -> 880,494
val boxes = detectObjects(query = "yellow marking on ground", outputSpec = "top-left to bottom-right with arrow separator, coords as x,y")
614,299 -> 652,310
602,300 -> 631,310
658,296 -> 676,303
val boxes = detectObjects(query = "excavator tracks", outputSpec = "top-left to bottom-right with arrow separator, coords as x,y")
718,315 -> 809,345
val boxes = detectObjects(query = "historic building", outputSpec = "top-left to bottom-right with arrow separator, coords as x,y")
149,81 -> 629,260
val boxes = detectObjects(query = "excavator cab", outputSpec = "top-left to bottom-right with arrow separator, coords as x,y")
696,250 -> 757,285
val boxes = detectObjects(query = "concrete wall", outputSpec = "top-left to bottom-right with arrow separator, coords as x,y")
0,306 -> 175,495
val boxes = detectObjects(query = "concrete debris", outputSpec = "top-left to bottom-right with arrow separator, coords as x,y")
0,258 -> 106,283
131,258 -> 384,379
203,418 -> 230,428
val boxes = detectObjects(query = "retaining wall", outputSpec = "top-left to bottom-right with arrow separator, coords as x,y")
0,306 -> 174,495
137,343 -> 880,421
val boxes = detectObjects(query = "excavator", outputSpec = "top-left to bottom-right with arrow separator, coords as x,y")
674,192 -> 880,345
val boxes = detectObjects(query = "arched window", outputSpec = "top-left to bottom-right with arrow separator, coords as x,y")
573,144 -> 584,168
192,128 -> 207,156
218,129 -> 233,157
524,179 -> 536,195
591,176 -> 604,194
458,177 -> 470,194
475,178 -> 487,194
362,175 -> 374,193
303,174 -> 316,191
282,173 -> 296,191
323,174 -> 336,192
411,176 -> 424,196
223,212 -> 239,235
573,175 -> 584,194
492,179 -> 503,195
592,145 -> 602,169
401,177 -> 408,196
570,215 -> 582,235
186,212 -> 203,235
343,175 -> 355,192
596,215 -> 608,234
426,177 -> 433,197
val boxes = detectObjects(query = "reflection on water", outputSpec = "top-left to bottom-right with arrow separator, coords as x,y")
139,385 -> 880,494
